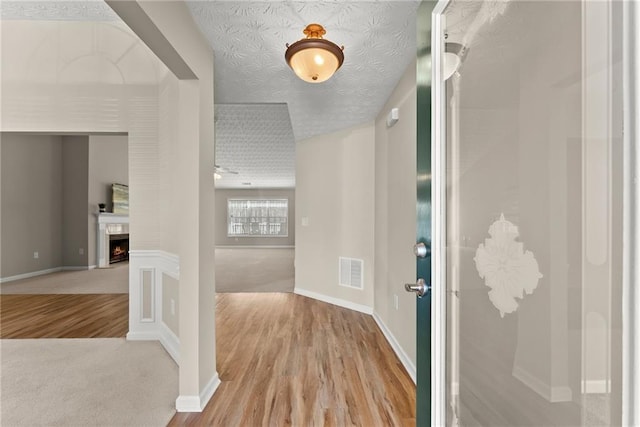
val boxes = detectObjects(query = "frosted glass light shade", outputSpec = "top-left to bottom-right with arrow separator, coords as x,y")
443,51 -> 461,80
285,24 -> 344,83
443,42 -> 466,81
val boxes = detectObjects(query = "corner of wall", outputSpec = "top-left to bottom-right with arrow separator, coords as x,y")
294,122 -> 376,312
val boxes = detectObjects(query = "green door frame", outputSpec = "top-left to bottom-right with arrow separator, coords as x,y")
415,1 -> 436,426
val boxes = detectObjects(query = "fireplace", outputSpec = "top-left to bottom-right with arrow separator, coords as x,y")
109,234 -> 129,264
97,213 -> 129,268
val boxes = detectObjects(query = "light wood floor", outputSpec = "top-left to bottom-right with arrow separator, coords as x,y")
169,293 -> 416,426
0,294 -> 128,338
1,289 -> 415,425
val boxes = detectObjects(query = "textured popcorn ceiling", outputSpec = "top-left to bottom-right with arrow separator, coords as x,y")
188,1 -> 419,142
1,0 -> 420,189
1,0 -> 118,20
215,103 -> 296,189
190,1 -> 419,188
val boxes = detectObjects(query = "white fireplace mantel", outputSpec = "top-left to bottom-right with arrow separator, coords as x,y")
97,213 -> 129,268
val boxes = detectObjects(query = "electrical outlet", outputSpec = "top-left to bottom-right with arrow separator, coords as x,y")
170,299 -> 176,316
394,294 -> 399,310
33,251 -> 39,259
79,248 -> 84,255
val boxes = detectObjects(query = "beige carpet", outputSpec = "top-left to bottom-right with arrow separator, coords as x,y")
0,338 -> 177,427
2,248 -> 294,294
0,263 -> 128,294
215,248 -> 294,293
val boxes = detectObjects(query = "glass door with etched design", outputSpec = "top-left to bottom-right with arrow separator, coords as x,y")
437,1 -> 624,425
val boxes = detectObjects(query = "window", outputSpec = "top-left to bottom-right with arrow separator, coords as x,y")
227,199 -> 288,237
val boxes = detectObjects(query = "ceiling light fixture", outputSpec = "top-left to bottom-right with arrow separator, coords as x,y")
285,24 -> 344,83
443,42 -> 467,80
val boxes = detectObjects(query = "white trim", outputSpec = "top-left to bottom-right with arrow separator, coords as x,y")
0,267 -> 62,283
432,2 -> 449,426
373,312 -> 416,384
128,250 -> 179,349
512,365 -> 572,403
126,331 -> 159,341
61,266 -> 92,271
582,380 -> 609,394
127,322 -> 181,366
175,396 -> 201,412
215,245 -> 294,249
0,265 -> 100,283
126,250 -> 181,370
175,373 -> 221,412
97,213 -> 130,224
159,321 -> 180,364
139,267 -> 156,322
293,287 -> 373,315
129,250 -> 180,279
622,0 -> 639,424
199,373 -> 221,410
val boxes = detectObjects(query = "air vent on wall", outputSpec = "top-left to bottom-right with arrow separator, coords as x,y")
339,257 -> 363,289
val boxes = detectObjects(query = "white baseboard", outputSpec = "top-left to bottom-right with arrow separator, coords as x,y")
0,265 -> 99,283
512,364 -> 573,402
61,266 -> 91,271
294,287 -> 373,315
127,327 -> 180,366
126,331 -> 159,341
200,373 -> 221,410
372,312 -> 416,384
175,396 -> 202,412
0,267 -> 62,283
582,380 -> 609,394
175,373 -> 221,412
159,321 -> 180,364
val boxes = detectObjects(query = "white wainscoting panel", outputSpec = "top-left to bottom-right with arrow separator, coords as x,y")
128,250 -> 180,364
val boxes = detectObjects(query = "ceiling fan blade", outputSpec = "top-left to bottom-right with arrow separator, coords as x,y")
214,164 -> 239,174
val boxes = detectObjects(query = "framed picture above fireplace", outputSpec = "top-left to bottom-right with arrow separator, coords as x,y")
112,183 -> 129,214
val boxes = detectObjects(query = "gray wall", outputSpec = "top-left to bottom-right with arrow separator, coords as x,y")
0,133 -> 128,278
62,136 -> 89,267
1,134 -> 63,278
215,188 -> 295,246
88,135 -> 128,266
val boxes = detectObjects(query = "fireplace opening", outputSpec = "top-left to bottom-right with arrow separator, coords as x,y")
109,234 -> 129,264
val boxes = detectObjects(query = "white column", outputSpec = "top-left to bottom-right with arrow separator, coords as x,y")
106,0 -> 218,412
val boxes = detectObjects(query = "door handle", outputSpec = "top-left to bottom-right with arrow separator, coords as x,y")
405,278 -> 430,298
413,242 -> 430,258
